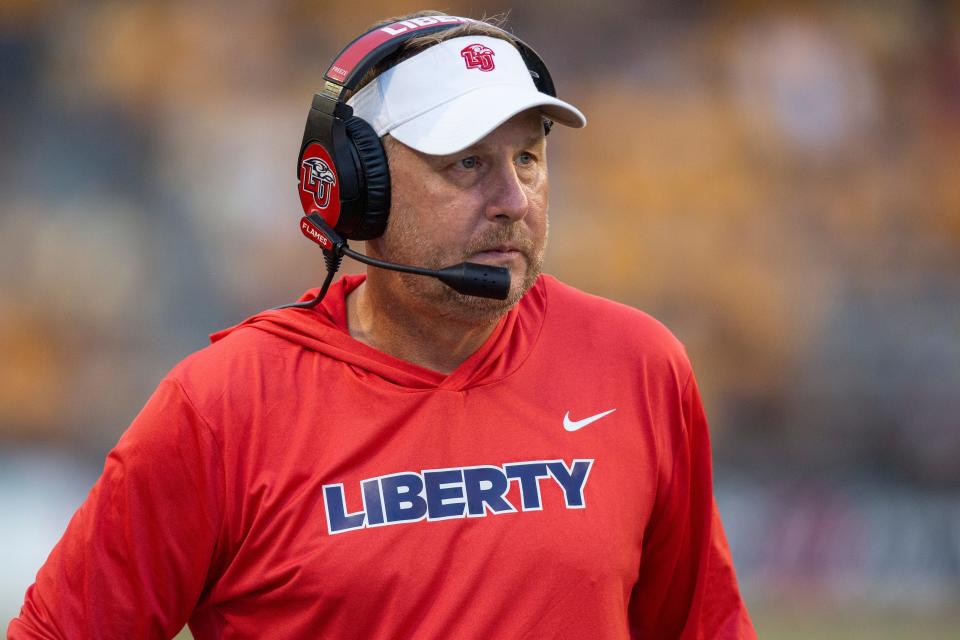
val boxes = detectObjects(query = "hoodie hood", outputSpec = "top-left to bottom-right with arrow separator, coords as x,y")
210,274 -> 547,392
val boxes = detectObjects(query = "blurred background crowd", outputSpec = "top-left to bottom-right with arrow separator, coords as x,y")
1,0 -> 959,636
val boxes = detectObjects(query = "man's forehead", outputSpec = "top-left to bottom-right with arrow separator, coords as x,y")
384,110 -> 546,162
435,111 -> 546,157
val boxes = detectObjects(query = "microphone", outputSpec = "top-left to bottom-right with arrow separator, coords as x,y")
278,214 -> 511,310
340,246 -> 510,299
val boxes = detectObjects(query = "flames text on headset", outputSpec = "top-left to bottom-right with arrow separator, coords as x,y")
300,218 -> 333,250
323,459 -> 594,535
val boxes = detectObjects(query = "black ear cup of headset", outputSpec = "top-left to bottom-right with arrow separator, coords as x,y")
339,116 -> 390,240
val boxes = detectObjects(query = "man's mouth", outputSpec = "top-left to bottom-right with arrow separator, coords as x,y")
469,245 -> 524,264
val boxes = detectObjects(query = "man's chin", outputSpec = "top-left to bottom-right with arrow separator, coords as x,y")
400,263 -> 536,323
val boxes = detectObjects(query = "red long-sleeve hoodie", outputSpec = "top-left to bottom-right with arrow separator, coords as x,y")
9,274 -> 755,639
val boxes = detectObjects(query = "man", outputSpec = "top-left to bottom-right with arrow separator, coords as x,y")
10,11 -> 756,639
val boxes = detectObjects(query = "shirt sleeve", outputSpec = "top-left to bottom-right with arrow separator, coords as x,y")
7,378 -> 225,640
628,371 -> 757,639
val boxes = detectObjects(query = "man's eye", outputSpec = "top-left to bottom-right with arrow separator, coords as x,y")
458,156 -> 479,169
517,152 -> 534,165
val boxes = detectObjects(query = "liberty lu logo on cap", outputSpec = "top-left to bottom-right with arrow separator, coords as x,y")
460,43 -> 496,71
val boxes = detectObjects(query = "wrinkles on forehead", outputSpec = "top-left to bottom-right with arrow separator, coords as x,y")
384,111 -> 547,165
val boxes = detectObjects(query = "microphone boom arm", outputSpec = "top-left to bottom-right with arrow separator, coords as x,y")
275,214 -> 511,310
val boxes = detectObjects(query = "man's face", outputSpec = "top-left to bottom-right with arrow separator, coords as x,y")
370,109 -> 549,322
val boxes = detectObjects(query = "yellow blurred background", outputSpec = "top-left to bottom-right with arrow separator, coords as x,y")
2,0 -> 959,636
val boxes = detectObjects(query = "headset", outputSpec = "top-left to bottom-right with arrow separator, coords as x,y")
282,15 -> 558,309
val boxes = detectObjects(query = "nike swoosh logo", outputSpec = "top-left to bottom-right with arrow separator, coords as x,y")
563,409 -> 616,432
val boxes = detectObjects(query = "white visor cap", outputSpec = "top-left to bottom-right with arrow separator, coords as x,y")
346,35 -> 586,155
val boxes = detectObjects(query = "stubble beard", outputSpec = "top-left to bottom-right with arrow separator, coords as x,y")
374,209 -> 547,325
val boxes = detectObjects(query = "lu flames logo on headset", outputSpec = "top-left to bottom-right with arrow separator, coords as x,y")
302,157 -> 337,208
298,142 -> 342,226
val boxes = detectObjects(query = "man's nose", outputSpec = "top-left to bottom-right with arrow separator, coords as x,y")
484,161 -> 529,223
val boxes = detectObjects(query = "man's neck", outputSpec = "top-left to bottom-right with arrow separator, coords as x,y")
345,275 -> 502,375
